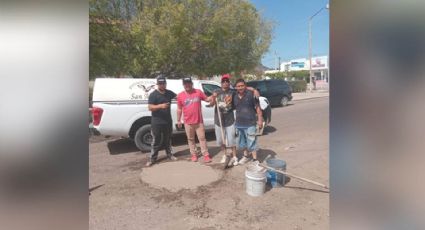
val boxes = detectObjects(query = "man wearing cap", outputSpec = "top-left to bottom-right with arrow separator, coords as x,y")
211,74 -> 260,167
177,77 -> 214,163
146,76 -> 177,167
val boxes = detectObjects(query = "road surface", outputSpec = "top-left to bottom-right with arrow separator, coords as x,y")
89,97 -> 329,230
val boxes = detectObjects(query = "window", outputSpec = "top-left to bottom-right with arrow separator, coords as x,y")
256,81 -> 267,93
247,82 -> 257,88
267,80 -> 285,92
202,83 -> 220,96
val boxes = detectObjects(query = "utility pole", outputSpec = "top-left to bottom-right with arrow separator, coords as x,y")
309,19 -> 313,91
278,57 -> 281,71
308,3 -> 329,91
274,51 -> 278,70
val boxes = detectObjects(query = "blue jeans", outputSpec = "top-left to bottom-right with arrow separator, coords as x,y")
236,126 -> 259,152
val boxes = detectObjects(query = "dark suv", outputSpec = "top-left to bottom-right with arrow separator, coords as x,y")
247,79 -> 293,107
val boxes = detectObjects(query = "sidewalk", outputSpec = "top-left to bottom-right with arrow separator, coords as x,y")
292,90 -> 329,101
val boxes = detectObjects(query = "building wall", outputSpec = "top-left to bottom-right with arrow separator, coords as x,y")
280,55 -> 328,72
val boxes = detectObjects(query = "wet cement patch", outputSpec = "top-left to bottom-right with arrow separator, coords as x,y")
140,161 -> 223,192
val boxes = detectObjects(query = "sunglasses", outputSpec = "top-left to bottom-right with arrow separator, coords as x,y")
221,79 -> 230,83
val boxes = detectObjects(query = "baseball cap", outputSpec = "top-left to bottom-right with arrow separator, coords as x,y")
221,74 -> 231,82
182,77 -> 192,83
157,76 -> 166,84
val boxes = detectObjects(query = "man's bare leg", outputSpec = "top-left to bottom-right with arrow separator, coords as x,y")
251,150 -> 258,161
220,144 -> 228,163
231,146 -> 237,158
228,146 -> 238,166
239,148 -> 251,165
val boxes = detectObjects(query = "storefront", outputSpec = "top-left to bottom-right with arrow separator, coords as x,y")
280,55 -> 329,89
311,55 -> 328,82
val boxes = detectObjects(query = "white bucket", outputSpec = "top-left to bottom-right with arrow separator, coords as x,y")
245,163 -> 267,197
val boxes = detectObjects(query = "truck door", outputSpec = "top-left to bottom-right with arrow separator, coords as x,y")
201,83 -> 221,129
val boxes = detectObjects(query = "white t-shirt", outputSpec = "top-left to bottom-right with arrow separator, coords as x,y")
259,96 -> 269,110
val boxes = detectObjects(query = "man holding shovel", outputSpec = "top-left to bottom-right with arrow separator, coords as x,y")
211,74 -> 238,167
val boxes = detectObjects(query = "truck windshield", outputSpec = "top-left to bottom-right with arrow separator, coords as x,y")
202,83 -> 220,96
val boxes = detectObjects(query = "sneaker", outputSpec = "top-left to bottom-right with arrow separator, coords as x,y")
191,154 -> 198,162
203,154 -> 212,163
238,155 -> 251,165
220,154 -> 227,164
229,156 -> 238,166
145,161 -> 154,167
168,155 -> 177,161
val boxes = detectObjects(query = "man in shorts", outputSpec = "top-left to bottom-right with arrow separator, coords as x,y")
212,74 -> 239,167
232,78 -> 263,164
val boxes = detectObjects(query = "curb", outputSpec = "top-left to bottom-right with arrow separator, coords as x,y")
292,95 -> 329,102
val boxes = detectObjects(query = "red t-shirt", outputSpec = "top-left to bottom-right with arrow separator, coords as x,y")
177,89 -> 207,125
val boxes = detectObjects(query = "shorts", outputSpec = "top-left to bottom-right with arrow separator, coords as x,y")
236,126 -> 259,152
215,124 -> 236,147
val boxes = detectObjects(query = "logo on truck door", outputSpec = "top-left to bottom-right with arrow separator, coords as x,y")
129,81 -> 156,100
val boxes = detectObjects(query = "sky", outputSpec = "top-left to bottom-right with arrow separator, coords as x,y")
250,0 -> 329,69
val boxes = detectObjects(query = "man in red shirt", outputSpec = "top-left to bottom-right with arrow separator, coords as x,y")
177,77 -> 214,163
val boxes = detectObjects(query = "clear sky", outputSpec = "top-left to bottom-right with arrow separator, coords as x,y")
250,0 -> 329,69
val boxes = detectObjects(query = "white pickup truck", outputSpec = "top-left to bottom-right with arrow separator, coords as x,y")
91,78 -> 271,151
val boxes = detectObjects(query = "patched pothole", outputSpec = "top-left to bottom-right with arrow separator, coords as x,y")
140,161 -> 223,192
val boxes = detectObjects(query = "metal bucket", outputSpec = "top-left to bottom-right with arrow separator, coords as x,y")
245,163 -> 267,197
266,158 -> 286,187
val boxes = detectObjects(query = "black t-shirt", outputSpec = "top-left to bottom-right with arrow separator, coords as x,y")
213,88 -> 235,127
233,90 -> 259,127
148,89 -> 177,125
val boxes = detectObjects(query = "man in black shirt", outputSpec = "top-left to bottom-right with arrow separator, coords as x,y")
233,78 -> 263,164
146,76 -> 177,167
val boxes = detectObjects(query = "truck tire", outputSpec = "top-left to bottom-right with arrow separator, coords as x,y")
134,124 -> 163,152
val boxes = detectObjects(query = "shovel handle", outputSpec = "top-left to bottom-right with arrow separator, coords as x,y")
215,97 -> 228,146
259,163 -> 329,189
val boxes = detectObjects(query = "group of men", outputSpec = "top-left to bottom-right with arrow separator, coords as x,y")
146,74 -> 263,167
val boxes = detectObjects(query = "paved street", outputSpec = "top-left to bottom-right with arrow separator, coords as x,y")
90,97 -> 329,230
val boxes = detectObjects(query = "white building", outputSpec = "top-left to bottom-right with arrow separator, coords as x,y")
272,55 -> 328,89
282,55 -> 328,77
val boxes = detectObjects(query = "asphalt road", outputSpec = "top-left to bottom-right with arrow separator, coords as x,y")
89,97 -> 329,230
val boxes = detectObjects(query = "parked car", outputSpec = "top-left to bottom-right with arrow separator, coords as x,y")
246,79 -> 293,107
91,78 -> 271,151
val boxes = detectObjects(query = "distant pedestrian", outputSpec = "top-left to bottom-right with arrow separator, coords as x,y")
233,78 -> 263,164
177,77 -> 214,163
146,76 -> 177,167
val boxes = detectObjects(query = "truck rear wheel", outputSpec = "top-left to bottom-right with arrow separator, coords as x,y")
134,124 -> 163,152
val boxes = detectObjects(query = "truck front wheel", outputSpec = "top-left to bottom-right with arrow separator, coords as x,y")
134,124 -> 163,152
